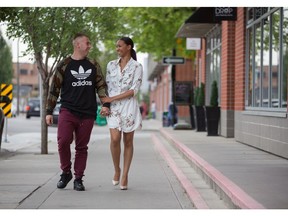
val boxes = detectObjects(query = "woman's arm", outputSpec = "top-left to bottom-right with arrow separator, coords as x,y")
102,61 -> 143,104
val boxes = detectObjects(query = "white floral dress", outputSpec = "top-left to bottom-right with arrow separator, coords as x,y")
106,58 -> 143,132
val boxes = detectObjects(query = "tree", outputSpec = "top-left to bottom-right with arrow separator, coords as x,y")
0,7 -> 120,154
0,30 -> 13,84
103,7 -> 195,61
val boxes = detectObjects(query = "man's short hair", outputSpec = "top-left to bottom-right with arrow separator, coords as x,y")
72,32 -> 89,46
73,32 -> 89,40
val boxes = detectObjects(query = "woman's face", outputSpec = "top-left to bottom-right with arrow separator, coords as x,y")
116,40 -> 131,58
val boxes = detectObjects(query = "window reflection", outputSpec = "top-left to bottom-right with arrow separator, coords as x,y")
282,8 -> 288,108
246,7 -> 287,109
254,22 -> 261,107
271,10 -> 280,107
206,27 -> 221,105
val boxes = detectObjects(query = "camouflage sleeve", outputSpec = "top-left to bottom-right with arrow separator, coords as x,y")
46,59 -> 67,115
93,60 -> 110,108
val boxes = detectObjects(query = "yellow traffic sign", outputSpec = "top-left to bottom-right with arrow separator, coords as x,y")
0,84 -> 13,118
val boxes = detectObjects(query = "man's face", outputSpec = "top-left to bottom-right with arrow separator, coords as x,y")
77,36 -> 91,56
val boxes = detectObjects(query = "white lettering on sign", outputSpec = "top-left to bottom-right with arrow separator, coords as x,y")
215,7 -> 234,17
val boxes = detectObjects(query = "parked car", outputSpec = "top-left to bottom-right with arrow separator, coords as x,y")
52,101 -> 61,125
0,96 -> 11,149
26,98 -> 40,119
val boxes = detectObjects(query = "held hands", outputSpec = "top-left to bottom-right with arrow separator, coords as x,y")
100,106 -> 110,116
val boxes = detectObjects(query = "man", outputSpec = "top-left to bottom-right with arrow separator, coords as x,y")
150,100 -> 156,119
46,33 -> 110,191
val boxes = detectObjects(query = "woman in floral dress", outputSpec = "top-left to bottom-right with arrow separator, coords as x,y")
101,37 -> 143,190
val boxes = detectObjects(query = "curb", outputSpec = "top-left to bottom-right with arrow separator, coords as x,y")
160,128 -> 265,209
152,134 -> 209,209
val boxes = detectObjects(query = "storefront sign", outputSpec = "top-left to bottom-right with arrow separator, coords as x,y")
186,38 -> 201,50
174,81 -> 193,105
214,7 -> 237,21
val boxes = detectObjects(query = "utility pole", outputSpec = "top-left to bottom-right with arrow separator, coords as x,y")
171,48 -> 176,125
16,38 -> 20,116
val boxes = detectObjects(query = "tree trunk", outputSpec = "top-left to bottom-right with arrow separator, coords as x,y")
40,73 -> 49,154
35,54 -> 49,155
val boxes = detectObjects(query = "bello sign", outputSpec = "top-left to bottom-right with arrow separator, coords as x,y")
214,7 -> 237,21
186,38 -> 201,50
162,56 -> 185,65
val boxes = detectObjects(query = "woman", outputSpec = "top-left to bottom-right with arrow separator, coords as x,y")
101,37 -> 143,190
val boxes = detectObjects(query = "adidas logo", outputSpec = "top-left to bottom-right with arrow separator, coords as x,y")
72,80 -> 92,87
71,65 -> 92,87
71,65 -> 91,80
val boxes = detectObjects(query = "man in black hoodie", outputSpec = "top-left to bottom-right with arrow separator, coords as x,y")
46,33 -> 110,191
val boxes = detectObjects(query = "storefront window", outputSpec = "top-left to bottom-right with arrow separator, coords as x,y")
271,10 -> 280,107
246,7 -> 287,109
262,17 -> 270,107
206,26 -> 221,105
247,28 -> 253,106
282,8 -> 288,108
254,22 -> 261,107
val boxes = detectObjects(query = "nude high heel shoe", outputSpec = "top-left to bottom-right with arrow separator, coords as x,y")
112,180 -> 119,186
120,185 -> 128,190
112,169 -> 121,186
120,177 -> 128,190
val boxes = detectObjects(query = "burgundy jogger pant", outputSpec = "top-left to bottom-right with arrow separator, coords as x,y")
57,108 -> 94,179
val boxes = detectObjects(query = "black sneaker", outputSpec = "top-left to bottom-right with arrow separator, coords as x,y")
74,178 -> 85,191
57,171 -> 72,189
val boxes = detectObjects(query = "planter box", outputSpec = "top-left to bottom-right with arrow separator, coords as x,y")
205,106 -> 220,136
189,105 -> 195,129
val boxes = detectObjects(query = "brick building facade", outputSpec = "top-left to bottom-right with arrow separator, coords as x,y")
149,7 -> 288,159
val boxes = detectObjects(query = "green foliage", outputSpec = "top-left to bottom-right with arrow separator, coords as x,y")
210,80 -> 218,107
103,7 -> 195,61
0,30 -> 13,84
1,7 -> 121,72
197,83 -> 205,106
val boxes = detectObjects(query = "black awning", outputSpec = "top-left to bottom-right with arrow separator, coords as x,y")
186,7 -> 219,24
176,7 -> 220,38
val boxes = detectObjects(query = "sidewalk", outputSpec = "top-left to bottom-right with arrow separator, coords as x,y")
1,118 -> 288,209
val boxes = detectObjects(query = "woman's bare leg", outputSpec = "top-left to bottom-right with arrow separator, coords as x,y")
109,129 -> 122,183
121,131 -> 134,188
